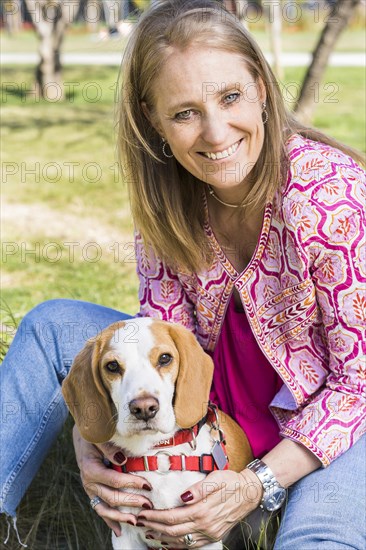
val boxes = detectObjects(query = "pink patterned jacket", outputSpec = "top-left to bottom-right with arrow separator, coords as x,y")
136,134 -> 366,467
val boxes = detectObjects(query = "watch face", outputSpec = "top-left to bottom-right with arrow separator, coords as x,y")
264,487 -> 287,512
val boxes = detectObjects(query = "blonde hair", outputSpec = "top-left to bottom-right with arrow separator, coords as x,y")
118,0 -> 364,273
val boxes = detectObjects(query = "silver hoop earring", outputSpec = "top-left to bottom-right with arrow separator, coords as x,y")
162,138 -> 174,159
262,102 -> 268,125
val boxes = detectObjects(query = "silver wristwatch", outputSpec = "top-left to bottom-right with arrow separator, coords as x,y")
246,458 -> 287,512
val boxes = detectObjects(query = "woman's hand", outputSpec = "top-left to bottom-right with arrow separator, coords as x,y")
135,469 -> 263,548
72,425 -> 153,537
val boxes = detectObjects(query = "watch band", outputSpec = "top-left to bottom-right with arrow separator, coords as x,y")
246,458 -> 286,511
247,458 -> 277,489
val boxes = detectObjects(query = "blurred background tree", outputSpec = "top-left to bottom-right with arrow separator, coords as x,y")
2,0 -> 23,34
295,0 -> 362,122
24,0 -> 81,99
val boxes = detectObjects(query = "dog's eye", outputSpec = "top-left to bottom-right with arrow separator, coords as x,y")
158,353 -> 173,366
105,360 -> 120,373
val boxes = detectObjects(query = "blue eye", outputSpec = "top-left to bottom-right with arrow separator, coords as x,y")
224,92 -> 241,104
175,110 -> 192,121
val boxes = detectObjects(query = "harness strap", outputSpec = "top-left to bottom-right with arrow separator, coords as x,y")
112,449 -> 228,474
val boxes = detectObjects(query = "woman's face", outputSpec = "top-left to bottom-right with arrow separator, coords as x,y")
147,44 -> 266,202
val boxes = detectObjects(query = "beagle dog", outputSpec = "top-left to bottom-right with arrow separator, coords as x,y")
62,317 -> 252,550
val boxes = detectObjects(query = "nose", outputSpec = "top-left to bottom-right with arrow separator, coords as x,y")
129,396 -> 160,421
201,109 -> 228,147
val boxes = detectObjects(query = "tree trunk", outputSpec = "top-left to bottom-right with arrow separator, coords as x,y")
102,0 -> 120,33
3,0 -> 22,35
25,0 -> 80,100
85,0 -> 100,32
266,0 -> 283,79
295,0 -> 361,124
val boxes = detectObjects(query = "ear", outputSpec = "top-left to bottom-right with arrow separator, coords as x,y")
62,338 -> 117,443
169,324 -> 214,429
257,76 -> 266,104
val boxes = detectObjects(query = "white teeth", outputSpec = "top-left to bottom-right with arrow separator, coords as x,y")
202,140 -> 240,160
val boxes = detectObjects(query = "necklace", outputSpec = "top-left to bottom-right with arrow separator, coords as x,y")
208,185 -> 241,208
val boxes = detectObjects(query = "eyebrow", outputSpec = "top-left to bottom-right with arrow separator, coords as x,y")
167,81 -> 242,113
167,101 -> 196,113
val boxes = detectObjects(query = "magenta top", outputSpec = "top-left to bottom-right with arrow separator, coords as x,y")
209,295 -> 283,458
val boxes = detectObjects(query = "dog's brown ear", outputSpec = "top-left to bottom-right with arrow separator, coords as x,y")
169,323 -> 214,429
62,338 -> 116,443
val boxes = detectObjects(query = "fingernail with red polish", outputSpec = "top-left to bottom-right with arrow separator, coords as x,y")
180,491 -> 194,502
145,535 -> 155,540
138,515 -> 147,521
136,522 -> 145,527
126,520 -> 135,526
114,451 -> 126,464
142,502 -> 153,510
143,483 -> 152,491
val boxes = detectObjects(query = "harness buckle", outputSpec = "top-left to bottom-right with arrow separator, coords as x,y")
154,450 -> 174,475
199,454 -> 215,473
189,428 -> 197,450
208,402 -> 220,431
143,456 -> 150,472
181,454 -> 186,471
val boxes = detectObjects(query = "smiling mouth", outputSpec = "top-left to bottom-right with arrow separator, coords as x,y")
199,139 -> 242,160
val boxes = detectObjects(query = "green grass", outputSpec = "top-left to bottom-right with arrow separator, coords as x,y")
0,416 -> 112,549
1,65 -> 139,320
280,66 -> 366,150
251,27 -> 365,53
2,236 -> 138,311
0,26 -> 130,54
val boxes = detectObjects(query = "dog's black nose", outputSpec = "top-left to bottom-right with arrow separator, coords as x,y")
129,396 -> 160,421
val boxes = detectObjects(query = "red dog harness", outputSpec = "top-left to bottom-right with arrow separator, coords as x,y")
111,403 -> 229,474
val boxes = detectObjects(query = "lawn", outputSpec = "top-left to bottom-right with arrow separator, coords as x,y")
1,63 -> 365,333
1,65 -> 137,325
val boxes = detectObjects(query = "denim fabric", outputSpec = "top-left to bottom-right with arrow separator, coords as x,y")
0,299 -> 131,517
1,299 -> 365,548
274,434 -> 366,549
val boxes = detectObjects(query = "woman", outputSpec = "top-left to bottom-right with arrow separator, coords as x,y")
1,0 -> 365,548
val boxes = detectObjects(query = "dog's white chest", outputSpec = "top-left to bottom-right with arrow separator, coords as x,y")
112,427 -> 223,549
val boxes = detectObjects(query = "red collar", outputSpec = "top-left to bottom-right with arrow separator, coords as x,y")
152,424 -> 200,450
111,403 -> 228,474
155,404 -> 220,448
113,449 -> 228,474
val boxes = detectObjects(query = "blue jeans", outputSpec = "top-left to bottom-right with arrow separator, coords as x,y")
1,299 -> 365,549
274,434 -> 366,549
